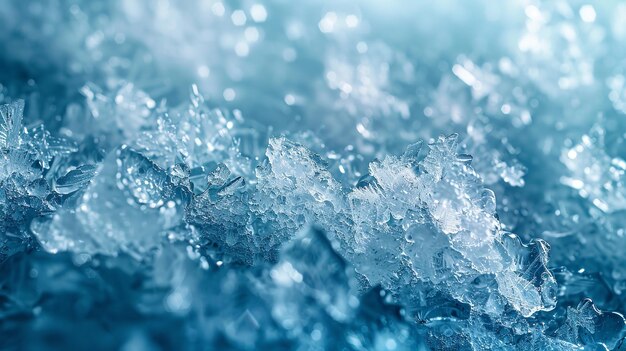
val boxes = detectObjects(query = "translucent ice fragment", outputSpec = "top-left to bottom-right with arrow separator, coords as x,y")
54,165 -> 98,195
497,233 -> 558,317
33,147 -> 189,257
556,299 -> 625,348
81,82 -> 155,140
253,137 -> 349,248
466,117 -> 526,187
422,133 -> 459,181
117,147 -> 172,209
402,140 -> 424,165
0,99 -> 23,149
185,162 -> 255,264
350,135 -> 555,318
431,199 -> 462,235
262,137 -> 343,204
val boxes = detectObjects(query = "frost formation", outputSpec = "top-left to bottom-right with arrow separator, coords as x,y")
1,1 -> 626,350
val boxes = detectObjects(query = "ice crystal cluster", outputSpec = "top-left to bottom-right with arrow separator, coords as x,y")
2,1 -> 626,350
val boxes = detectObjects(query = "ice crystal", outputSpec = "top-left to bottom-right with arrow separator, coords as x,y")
2,1 -> 626,350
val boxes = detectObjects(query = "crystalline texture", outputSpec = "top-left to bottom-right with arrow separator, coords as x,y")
0,99 -> 23,149
3,1 -> 626,350
34,146 -> 189,257
555,299 -> 625,349
349,134 -> 557,318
